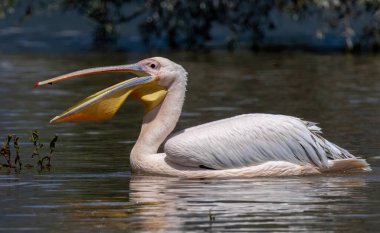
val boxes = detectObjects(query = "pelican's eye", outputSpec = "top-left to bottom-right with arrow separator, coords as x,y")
140,59 -> 160,72
145,61 -> 160,70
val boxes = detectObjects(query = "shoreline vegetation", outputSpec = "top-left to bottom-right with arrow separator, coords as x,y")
2,1 -> 380,53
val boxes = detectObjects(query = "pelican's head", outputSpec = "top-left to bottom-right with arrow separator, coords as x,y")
137,57 -> 188,87
35,57 -> 186,123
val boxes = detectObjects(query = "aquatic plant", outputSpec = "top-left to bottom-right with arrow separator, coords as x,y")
44,135 -> 58,168
30,129 -> 43,169
0,130 -> 58,172
0,135 -> 13,168
13,135 -> 22,171
30,129 -> 58,170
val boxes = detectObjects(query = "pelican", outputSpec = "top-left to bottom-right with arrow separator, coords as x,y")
35,57 -> 370,178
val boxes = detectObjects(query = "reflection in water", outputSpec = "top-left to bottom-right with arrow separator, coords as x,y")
127,175 -> 370,232
31,174 -> 374,232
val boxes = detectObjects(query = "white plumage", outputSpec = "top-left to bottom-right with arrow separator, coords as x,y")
165,114 -> 354,170
38,57 -> 371,178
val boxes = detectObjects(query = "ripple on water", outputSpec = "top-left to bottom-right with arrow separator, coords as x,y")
1,52 -> 380,232
198,106 -> 239,111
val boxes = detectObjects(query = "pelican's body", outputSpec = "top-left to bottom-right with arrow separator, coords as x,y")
36,57 -> 370,177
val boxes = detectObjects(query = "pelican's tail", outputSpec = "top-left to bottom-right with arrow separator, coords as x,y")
323,158 -> 371,172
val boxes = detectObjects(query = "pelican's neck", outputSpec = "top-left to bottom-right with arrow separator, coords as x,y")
131,78 -> 186,168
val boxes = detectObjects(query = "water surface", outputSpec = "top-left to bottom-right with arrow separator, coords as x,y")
0,51 -> 380,232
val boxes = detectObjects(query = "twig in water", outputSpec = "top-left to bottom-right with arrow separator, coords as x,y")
13,135 -> 22,171
30,129 -> 44,170
41,135 -> 58,168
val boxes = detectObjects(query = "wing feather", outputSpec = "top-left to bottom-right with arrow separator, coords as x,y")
164,114 -> 355,170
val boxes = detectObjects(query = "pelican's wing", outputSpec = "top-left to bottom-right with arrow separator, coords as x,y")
164,114 -> 355,170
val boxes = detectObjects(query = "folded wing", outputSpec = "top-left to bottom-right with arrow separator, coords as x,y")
164,114 -> 355,169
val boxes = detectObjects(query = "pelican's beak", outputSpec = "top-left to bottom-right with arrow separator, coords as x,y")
34,64 -> 149,87
35,64 -> 167,123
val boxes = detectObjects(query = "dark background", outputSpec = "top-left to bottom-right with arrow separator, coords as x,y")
2,0 -> 380,53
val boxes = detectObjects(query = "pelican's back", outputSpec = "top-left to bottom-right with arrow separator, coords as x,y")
164,114 -> 356,170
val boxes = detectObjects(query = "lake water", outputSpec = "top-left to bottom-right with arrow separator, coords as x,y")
1,51 -> 380,232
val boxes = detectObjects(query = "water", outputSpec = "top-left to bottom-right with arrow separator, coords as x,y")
1,51 -> 380,232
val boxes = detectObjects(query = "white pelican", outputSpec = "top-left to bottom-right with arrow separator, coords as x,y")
36,57 -> 370,178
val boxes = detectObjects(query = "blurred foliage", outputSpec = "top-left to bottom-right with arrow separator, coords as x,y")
140,0 -> 276,50
2,0 -> 380,51
61,0 -> 144,47
0,0 -> 17,19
